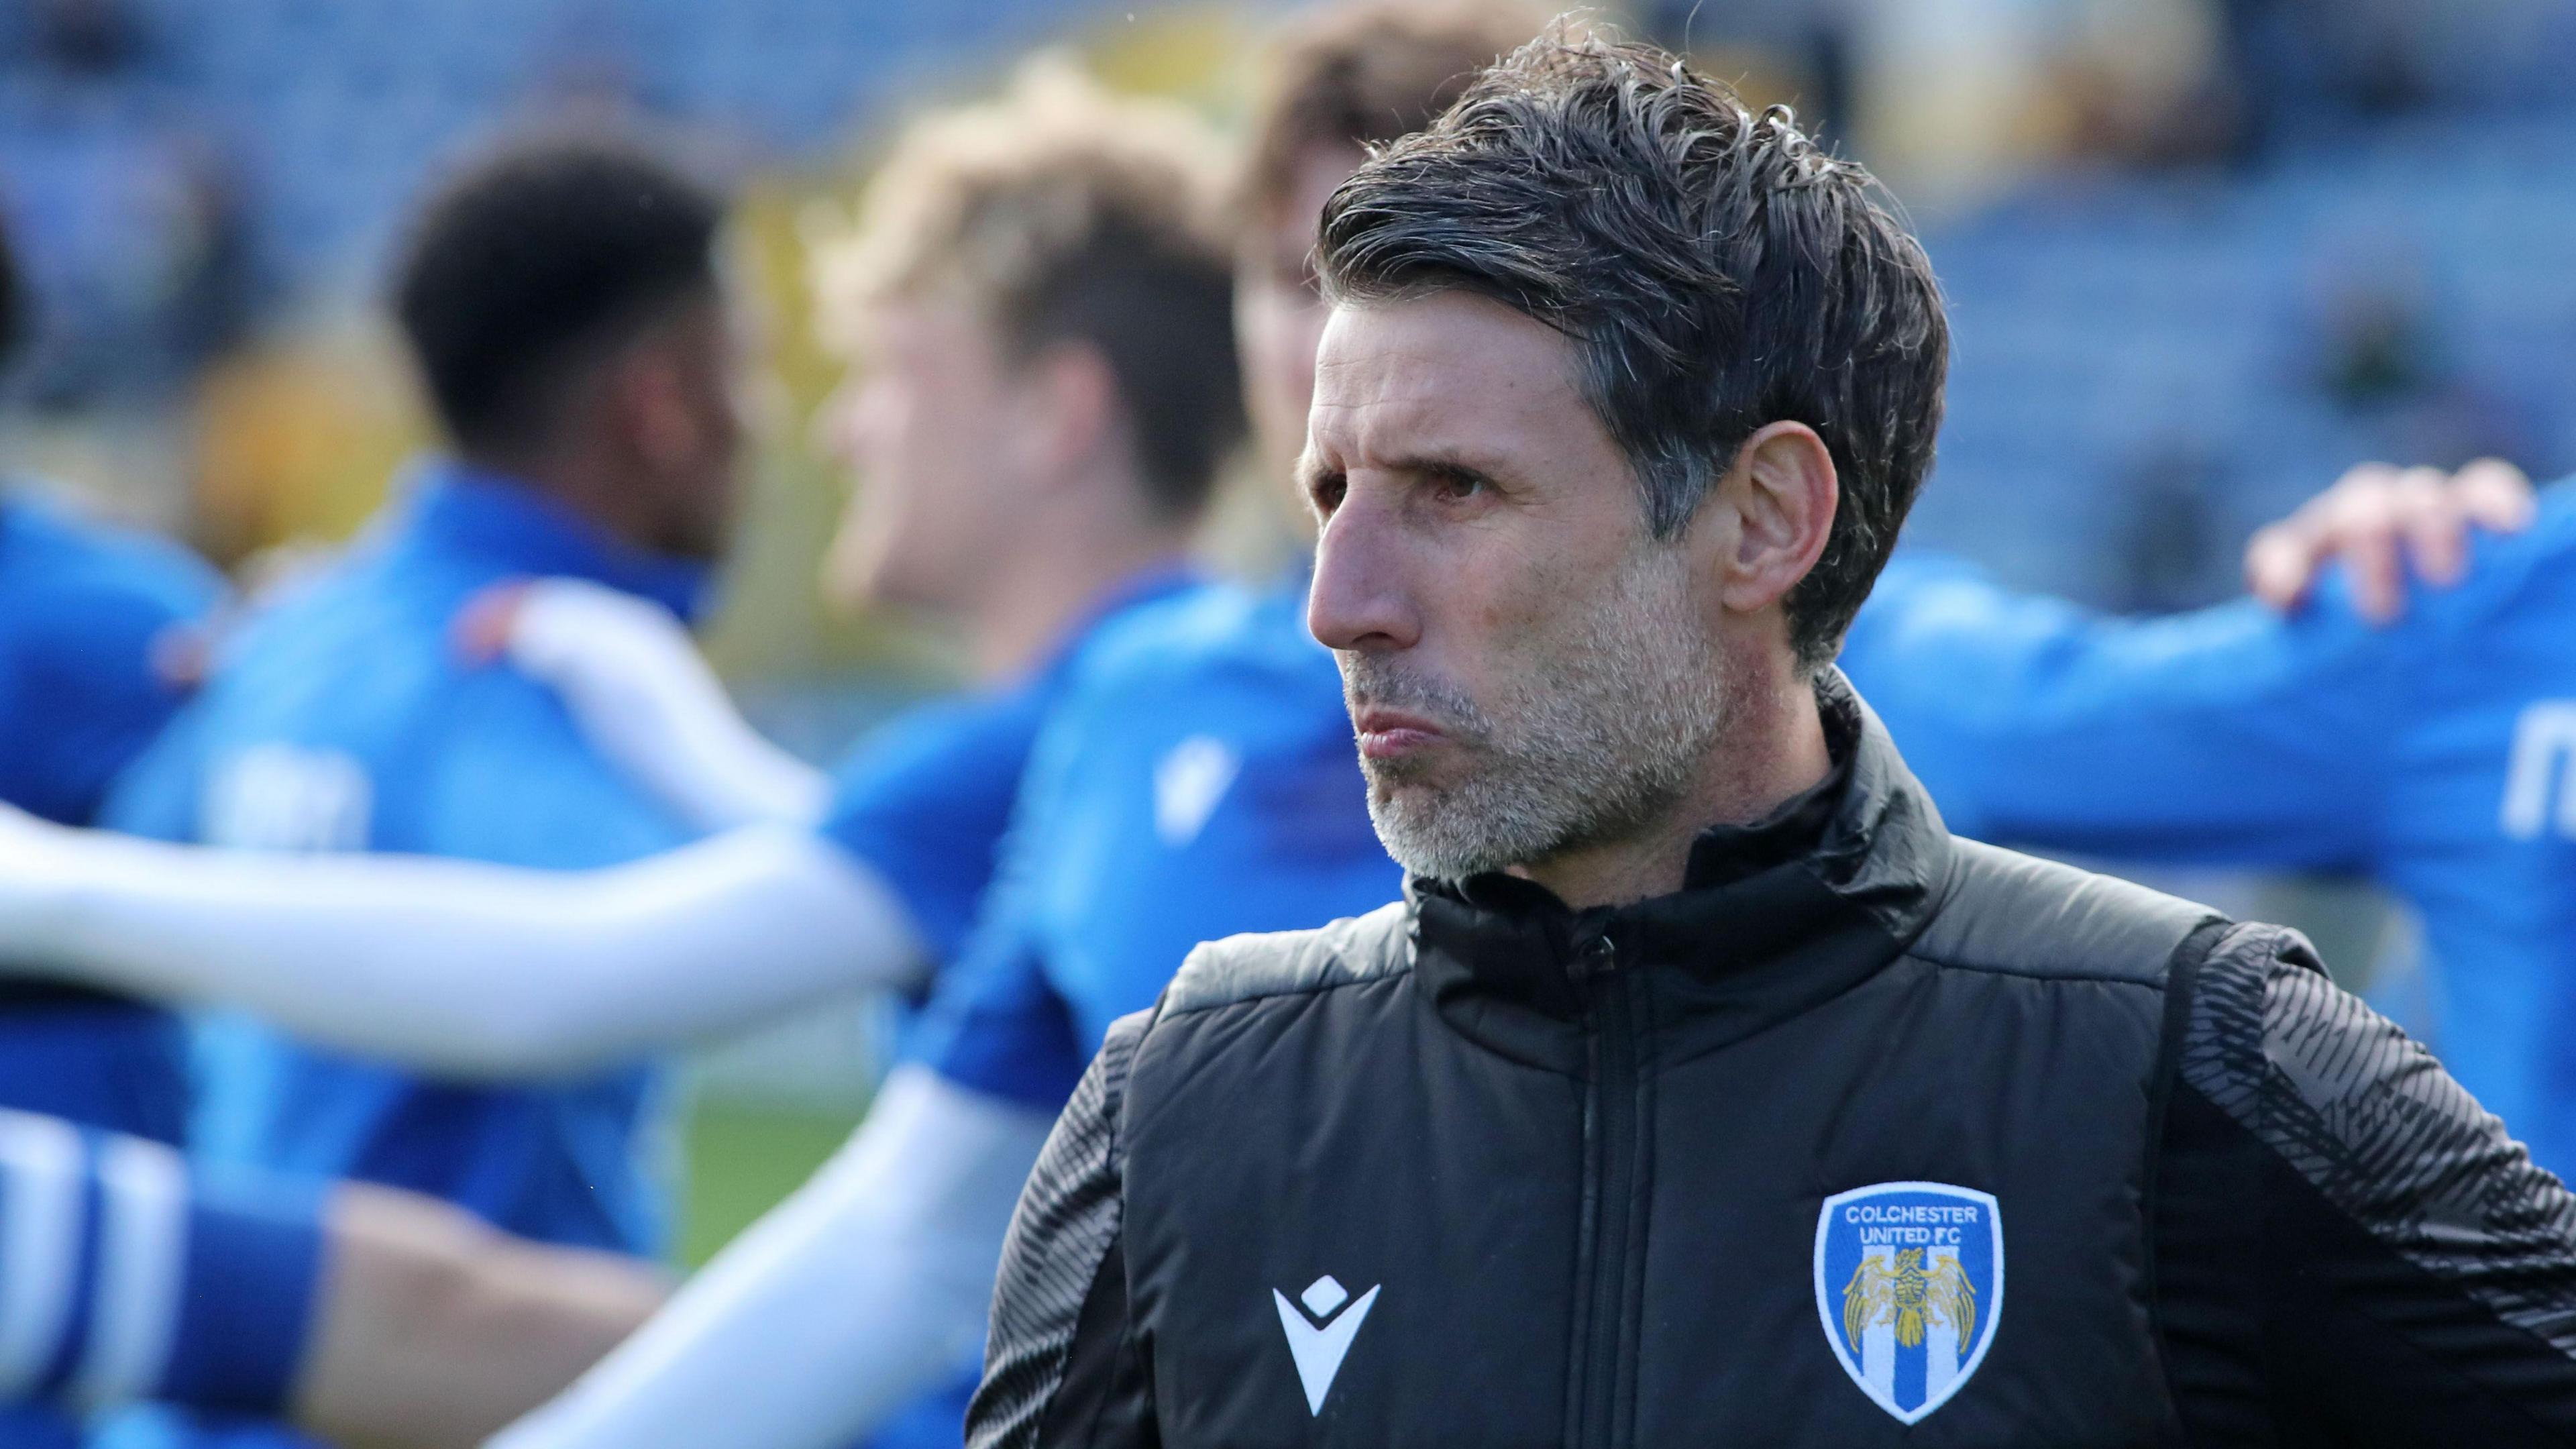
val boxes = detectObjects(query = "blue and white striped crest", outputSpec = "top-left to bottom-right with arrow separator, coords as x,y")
1813,1181 -> 2004,1425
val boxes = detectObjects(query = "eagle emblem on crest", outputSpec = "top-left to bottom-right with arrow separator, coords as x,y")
1841,1245 -> 1977,1352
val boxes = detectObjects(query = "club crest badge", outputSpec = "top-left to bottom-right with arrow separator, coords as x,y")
1813,1181 -> 2004,1424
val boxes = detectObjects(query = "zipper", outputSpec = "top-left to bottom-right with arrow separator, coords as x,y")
1565,932 -> 1642,1449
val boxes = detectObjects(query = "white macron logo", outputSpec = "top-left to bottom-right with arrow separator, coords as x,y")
1273,1274 -> 1380,1415
1154,735 -> 1240,847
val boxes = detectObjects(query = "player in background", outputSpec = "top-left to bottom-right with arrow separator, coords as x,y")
0,68 -> 1246,1449
0,145 -> 688,1449
0,1104 -> 663,1448
79,134 -> 742,1449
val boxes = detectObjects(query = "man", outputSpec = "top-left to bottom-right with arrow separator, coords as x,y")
0,1105 -> 661,1448
466,75 -> 1244,1449
0,160 -> 688,1449
0,69 -> 1244,1449
104,128 -> 737,1241
0,496 -> 217,1449
922,0 -> 2576,1214
84,134 -> 736,1449
973,32 -> 2576,1446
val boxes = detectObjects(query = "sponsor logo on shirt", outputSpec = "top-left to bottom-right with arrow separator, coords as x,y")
203,745 -> 372,853
1155,735 -> 1240,847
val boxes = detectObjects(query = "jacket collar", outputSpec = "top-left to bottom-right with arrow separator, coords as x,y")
394,458 -> 714,622
1406,670 -> 1951,1062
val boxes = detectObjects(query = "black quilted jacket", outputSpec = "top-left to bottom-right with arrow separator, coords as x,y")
970,676 -> 2576,1447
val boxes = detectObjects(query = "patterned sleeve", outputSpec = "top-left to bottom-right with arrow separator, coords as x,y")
967,1013 -> 1157,1449
2157,922 -> 2576,1443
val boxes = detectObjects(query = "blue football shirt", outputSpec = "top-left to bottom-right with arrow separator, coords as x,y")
812,566 -> 1193,1449
0,490 -> 220,1448
0,490 -> 221,826
103,460 -> 708,1258
912,576 -> 1403,1111
815,567 -> 1200,974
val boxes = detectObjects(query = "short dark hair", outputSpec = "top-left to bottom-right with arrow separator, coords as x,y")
1239,0 -> 1547,227
393,133 -> 723,458
1318,30 -> 1949,670
820,63 -> 1241,523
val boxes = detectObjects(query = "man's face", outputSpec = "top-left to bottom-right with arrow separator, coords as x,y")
1236,145 -> 1364,512
1304,292 -> 1733,881
821,294 -> 1024,612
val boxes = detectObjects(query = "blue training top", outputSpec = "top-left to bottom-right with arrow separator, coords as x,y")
816,566 -> 1201,973
0,492 -> 223,1449
812,565 -> 1195,1449
103,460 -> 708,1257
0,490 -> 220,827
920,496 -> 2576,1183
910,576 -> 1402,1111
1844,484 -> 2576,1175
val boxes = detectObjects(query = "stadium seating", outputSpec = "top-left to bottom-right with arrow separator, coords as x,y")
3,0 -> 2572,607
1921,107 -> 2576,604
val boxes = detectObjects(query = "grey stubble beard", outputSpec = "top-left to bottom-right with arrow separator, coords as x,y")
1339,543 -> 1733,882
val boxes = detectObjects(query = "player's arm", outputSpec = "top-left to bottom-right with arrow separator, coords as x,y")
1842,458 -> 2535,862
487,1065 -> 1057,1449
1841,557 -> 2401,865
0,806 -> 926,1078
460,577 -> 830,830
967,1016 -> 1152,1449
0,1109 -> 663,1449
2157,926 -> 2576,1441
299,1184 -> 666,1449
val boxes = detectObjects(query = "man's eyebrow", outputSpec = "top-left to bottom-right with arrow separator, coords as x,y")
1374,447 -> 1507,478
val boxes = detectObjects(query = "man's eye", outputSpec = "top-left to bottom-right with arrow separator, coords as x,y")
1308,471 -> 1347,515
1430,468 -> 1487,501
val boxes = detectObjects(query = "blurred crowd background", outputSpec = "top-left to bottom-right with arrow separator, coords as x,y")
3,0 -> 2571,1258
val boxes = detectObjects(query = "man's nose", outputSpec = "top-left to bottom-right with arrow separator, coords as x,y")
1307,490 -> 1421,653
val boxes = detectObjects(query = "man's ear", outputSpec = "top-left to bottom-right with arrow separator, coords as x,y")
1016,341 -> 1124,491
621,342 -> 704,477
1712,421 -> 1838,615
